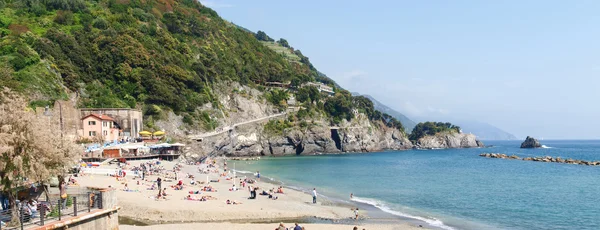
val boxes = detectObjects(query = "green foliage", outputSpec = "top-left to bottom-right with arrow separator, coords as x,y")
65,195 -> 73,207
264,89 -> 289,110
54,10 -> 74,25
264,119 -> 292,136
277,38 -> 290,48
197,111 -> 218,131
0,14 -> 12,28
29,99 -> 53,109
0,0 -> 402,133
296,86 -> 320,104
255,30 -> 274,42
92,17 -> 108,29
324,91 -> 354,123
409,122 -> 461,141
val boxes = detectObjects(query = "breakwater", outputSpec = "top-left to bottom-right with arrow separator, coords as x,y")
479,153 -> 600,166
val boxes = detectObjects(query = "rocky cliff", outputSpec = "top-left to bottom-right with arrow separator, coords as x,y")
161,83 -> 485,160
415,132 -> 484,149
196,114 -> 413,157
520,136 -> 541,148
159,83 -> 414,159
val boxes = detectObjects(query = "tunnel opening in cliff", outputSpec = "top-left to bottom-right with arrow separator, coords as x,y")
331,129 -> 342,150
295,142 -> 304,155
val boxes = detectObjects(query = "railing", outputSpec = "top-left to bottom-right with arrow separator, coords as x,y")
0,192 -> 102,230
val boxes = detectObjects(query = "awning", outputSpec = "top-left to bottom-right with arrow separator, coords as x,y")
153,131 -> 165,136
171,143 -> 185,147
139,131 -> 152,136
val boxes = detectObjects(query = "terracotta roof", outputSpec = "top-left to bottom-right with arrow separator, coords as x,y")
82,113 -> 115,121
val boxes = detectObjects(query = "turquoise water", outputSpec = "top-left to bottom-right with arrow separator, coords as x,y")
233,140 -> 600,230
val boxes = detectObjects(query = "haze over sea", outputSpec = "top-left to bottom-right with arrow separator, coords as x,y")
234,140 -> 600,230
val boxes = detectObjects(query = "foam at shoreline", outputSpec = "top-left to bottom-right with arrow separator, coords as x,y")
233,168 -> 447,229
351,196 -> 455,230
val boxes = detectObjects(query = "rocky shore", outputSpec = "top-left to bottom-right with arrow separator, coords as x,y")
479,153 -> 600,166
415,132 -> 484,149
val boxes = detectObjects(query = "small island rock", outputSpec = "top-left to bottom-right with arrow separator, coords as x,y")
520,136 -> 542,148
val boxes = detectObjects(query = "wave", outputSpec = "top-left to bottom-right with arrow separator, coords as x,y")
232,170 -> 254,174
351,196 -> 455,230
541,145 -> 553,149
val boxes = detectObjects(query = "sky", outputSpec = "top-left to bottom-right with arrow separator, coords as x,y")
200,0 -> 600,139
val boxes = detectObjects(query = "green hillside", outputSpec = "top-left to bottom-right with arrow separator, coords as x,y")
0,0 -> 405,133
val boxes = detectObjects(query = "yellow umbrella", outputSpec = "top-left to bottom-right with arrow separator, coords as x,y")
139,131 -> 152,136
153,131 -> 165,136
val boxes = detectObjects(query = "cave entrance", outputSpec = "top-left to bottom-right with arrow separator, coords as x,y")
331,129 -> 342,150
295,142 -> 304,155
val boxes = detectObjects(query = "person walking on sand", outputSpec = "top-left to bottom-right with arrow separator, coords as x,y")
354,208 -> 359,219
157,177 -> 162,191
312,188 -> 317,204
256,171 -> 260,181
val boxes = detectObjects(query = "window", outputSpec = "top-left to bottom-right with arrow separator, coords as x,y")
89,131 -> 96,137
103,130 -> 108,136
88,121 -> 96,126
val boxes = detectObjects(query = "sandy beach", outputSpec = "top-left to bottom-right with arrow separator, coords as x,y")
74,158 -> 428,229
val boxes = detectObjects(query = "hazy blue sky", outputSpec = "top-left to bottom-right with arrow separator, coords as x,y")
200,0 -> 600,139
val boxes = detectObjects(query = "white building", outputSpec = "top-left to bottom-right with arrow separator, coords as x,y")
304,82 -> 335,96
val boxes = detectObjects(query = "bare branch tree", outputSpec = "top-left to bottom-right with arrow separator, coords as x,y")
0,88 -> 81,224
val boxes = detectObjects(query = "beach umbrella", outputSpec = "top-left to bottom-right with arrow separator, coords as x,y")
153,131 -> 165,136
139,131 -> 152,136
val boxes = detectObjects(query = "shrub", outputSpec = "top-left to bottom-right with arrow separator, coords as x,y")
54,10 -> 74,25
92,18 -> 109,29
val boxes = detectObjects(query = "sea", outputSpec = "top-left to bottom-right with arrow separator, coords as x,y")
232,140 -> 600,230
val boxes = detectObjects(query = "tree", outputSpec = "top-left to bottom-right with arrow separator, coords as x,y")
409,121 -> 460,141
0,88 -> 80,225
277,38 -> 290,48
255,30 -> 274,42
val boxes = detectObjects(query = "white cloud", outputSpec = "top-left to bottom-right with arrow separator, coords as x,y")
199,0 -> 234,8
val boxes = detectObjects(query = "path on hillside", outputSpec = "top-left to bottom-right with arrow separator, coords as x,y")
189,112 -> 287,140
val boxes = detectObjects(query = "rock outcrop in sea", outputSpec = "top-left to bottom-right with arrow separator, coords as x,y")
520,136 -> 542,148
415,132 -> 484,149
479,153 -> 600,166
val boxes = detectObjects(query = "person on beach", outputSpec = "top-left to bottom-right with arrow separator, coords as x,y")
312,188 -> 317,204
350,193 -> 353,199
293,223 -> 302,230
157,177 -> 162,196
256,171 -> 260,181
354,208 -> 359,219
276,222 -> 287,230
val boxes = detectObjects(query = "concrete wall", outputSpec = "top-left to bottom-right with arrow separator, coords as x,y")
35,100 -> 81,142
41,209 -> 119,230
